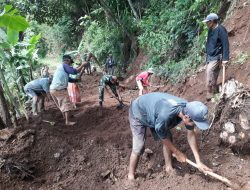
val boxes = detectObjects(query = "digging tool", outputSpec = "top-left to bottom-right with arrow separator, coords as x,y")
185,158 -> 240,189
42,120 -> 55,126
222,64 -> 226,92
150,85 -> 165,88
173,154 -> 250,189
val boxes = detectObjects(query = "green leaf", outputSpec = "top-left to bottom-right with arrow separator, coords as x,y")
16,64 -> 30,70
0,9 -> 5,17
0,14 -> 29,31
0,28 -> 7,42
4,5 -> 13,13
7,28 -> 18,45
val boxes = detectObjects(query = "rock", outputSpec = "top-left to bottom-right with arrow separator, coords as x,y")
54,153 -> 61,159
17,129 -> 35,139
238,132 -> 246,139
101,170 -> 111,179
144,148 -> 153,155
212,162 -> 220,167
228,136 -> 236,144
0,128 -> 14,141
222,79 -> 243,99
239,114 -> 250,130
146,168 -> 153,179
224,122 -> 235,133
220,131 -> 229,141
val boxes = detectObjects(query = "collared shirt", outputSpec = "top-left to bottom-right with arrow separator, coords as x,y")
206,24 -> 230,62
131,92 -> 193,139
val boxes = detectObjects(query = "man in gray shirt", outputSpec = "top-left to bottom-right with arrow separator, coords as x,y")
128,92 -> 212,180
24,77 -> 52,116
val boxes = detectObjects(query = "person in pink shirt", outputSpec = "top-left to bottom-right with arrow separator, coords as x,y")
136,68 -> 154,96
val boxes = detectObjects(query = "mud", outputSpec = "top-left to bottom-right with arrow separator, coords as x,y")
0,72 -> 249,190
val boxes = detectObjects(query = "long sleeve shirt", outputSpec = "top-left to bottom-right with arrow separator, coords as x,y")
206,25 -> 230,62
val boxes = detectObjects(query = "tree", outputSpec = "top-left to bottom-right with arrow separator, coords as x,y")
0,82 -> 12,128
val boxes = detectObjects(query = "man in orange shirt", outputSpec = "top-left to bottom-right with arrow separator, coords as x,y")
136,68 -> 154,96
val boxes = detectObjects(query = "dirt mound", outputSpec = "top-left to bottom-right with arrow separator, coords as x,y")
0,72 -> 250,190
213,79 -> 250,154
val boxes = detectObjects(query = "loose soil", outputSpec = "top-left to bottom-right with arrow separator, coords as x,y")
0,71 -> 250,190
1,1 -> 250,189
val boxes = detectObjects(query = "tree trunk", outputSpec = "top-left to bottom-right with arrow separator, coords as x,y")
0,81 -> 12,127
0,67 -> 18,127
127,0 -> 139,20
0,116 -> 6,129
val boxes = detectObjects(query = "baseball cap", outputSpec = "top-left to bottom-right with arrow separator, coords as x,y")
202,13 -> 219,23
63,54 -> 74,63
147,68 -> 154,74
185,101 -> 209,130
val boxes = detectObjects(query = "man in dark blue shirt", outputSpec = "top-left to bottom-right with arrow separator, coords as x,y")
105,54 -> 115,75
203,13 -> 229,100
128,92 -> 212,180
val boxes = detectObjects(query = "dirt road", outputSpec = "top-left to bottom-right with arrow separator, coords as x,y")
0,72 -> 249,190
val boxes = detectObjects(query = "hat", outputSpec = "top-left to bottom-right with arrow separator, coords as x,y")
147,68 -> 154,74
185,101 -> 209,130
63,54 -> 74,63
202,13 -> 219,23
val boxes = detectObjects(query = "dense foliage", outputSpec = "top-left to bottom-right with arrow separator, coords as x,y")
0,0 -> 229,126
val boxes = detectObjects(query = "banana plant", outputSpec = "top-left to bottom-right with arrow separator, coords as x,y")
0,4 -> 30,125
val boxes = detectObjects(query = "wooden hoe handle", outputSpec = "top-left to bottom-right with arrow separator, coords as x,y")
222,65 -> 226,88
186,158 -> 240,189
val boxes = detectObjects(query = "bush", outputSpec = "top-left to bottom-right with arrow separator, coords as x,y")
138,0 -> 221,83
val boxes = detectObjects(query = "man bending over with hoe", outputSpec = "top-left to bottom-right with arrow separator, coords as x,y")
128,92 -> 212,180
24,76 -> 52,116
99,75 -> 124,109
136,68 -> 154,96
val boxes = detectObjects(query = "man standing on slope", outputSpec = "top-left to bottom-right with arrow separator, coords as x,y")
203,13 -> 229,100
128,92 -> 212,180
105,54 -> 116,75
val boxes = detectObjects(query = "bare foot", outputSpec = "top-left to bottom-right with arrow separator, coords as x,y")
66,121 -> 76,126
123,178 -> 139,190
128,174 -> 135,181
165,167 -> 176,177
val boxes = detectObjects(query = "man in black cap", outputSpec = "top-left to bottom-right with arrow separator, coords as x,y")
202,13 -> 230,100
50,55 -> 86,126
128,92 -> 212,180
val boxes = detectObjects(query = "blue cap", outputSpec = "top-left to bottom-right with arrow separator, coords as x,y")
185,101 -> 209,130
202,13 -> 219,23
